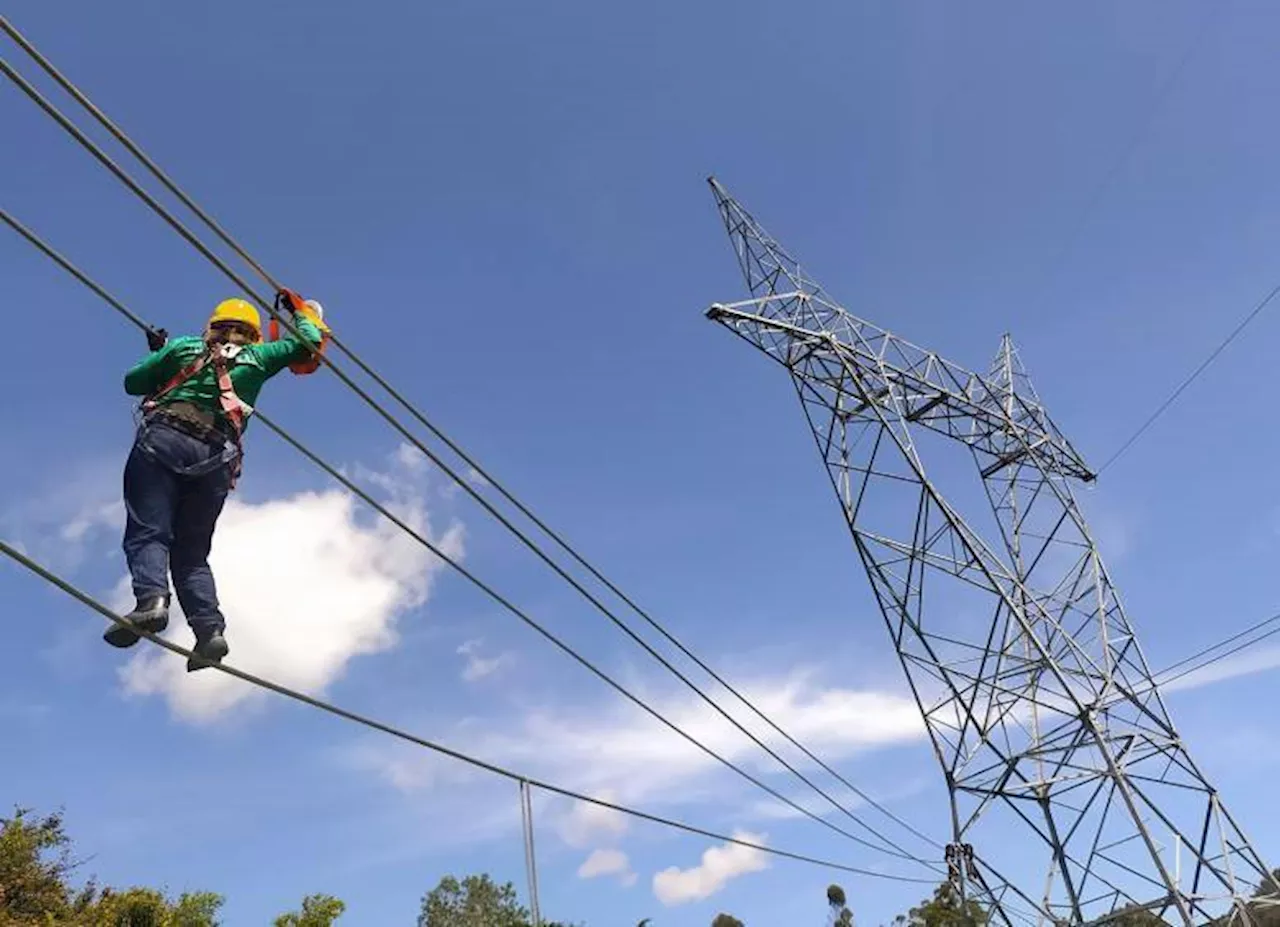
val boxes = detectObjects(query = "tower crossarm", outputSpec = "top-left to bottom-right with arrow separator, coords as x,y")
706,299 -> 1095,483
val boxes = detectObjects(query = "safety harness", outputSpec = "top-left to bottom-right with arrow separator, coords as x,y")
140,341 -> 251,489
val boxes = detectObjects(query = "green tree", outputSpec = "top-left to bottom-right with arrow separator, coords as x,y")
1237,870 -> 1280,927
892,882 -> 988,927
712,915 -> 745,927
87,887 -> 222,926
416,873 -> 583,927
0,807 -> 94,922
170,891 -> 225,926
0,805 -> 224,926
418,874 -> 529,927
274,892 -> 347,926
83,887 -> 171,926
1103,904 -> 1168,927
828,883 -> 854,926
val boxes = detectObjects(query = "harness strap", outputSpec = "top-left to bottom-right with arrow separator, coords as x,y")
139,343 -> 250,490
210,347 -> 246,490
211,349 -> 246,434
141,353 -> 211,414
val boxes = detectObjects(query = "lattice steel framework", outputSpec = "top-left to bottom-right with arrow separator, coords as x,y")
704,178 -> 1276,926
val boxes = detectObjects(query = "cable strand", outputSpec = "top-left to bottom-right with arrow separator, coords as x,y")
1027,3 -> 1223,314
0,207 -> 933,866
0,20 -> 938,858
1098,275 -> 1280,473
0,48 -> 939,865
0,14 -> 285,293
1153,610 -> 1280,679
1154,623 -> 1280,691
0,537 -> 936,885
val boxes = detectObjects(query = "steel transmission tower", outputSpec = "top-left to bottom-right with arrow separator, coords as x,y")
703,178 -> 1276,927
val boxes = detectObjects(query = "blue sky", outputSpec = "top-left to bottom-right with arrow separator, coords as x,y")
5,0 -> 1280,924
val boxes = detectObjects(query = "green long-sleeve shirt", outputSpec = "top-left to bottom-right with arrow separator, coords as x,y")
124,317 -> 323,433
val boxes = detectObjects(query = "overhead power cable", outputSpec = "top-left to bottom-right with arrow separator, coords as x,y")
0,538 -> 936,886
1098,277 -> 1280,473
0,208 -> 928,866
0,15 -> 288,294
1027,3 -> 1223,314
1152,613 -> 1280,691
1154,609 -> 1280,679
994,3 -> 1232,478
0,27 -> 939,863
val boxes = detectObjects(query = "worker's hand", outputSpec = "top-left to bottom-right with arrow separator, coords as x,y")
275,289 -> 302,316
146,327 -> 168,352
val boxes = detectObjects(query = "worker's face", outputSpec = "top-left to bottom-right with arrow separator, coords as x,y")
211,321 -> 259,345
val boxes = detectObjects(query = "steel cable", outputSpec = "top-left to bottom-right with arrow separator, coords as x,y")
1154,622 -> 1280,691
0,207 -> 934,866
1097,277 -> 1280,473
0,35 -> 941,865
1154,610 -> 1280,679
0,537 -> 937,885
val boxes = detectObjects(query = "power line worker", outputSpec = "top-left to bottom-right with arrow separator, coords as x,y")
107,293 -> 328,671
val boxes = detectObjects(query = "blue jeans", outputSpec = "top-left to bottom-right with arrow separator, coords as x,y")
121,420 -> 238,635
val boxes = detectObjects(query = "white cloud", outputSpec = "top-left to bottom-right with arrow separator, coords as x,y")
744,773 -> 937,837
352,670 -> 926,841
116,450 -> 463,724
394,443 -> 427,474
557,792 -> 630,848
61,500 -> 125,543
747,786 -> 868,823
343,670 -> 928,881
457,638 -> 514,682
0,697 -> 51,725
460,673 -> 925,810
341,741 -> 458,793
652,830 -> 769,905
578,848 -> 636,886
3,455 -> 128,571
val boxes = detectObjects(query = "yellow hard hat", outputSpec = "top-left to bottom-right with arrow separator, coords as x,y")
209,298 -> 262,339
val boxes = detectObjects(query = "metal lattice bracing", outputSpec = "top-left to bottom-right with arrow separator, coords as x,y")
704,177 -> 1277,927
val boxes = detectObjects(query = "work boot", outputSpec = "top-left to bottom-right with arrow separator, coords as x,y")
103,594 -> 170,648
187,627 -> 229,673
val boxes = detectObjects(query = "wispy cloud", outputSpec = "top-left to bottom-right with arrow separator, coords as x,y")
1157,644 -> 1280,695
349,668 -> 928,870
2,454 -> 128,572
745,773 -> 934,826
558,792 -> 629,848
0,697 -> 52,726
578,848 -> 637,887
652,830 -> 769,905
436,672 -> 925,812
457,638 -> 515,682
60,500 -> 125,544
341,741 -> 460,793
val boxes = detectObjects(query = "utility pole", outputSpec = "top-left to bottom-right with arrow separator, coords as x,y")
704,177 -> 1277,926
520,780 -> 542,927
